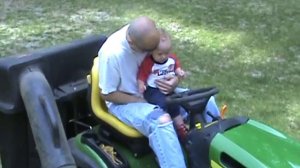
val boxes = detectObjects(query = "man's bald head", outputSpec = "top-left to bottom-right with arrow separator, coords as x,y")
127,16 -> 160,52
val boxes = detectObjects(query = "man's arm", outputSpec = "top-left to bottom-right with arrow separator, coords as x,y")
101,91 -> 145,104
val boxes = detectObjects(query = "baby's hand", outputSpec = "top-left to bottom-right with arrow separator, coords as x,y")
176,69 -> 186,78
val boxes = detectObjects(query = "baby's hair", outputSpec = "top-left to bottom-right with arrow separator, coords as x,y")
157,28 -> 171,42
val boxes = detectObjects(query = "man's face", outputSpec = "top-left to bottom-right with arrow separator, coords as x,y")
129,29 -> 160,53
131,40 -> 158,53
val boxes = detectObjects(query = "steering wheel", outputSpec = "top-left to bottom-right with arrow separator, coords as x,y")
166,87 -> 219,128
166,87 -> 219,106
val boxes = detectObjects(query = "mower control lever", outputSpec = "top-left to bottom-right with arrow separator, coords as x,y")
39,96 -> 60,148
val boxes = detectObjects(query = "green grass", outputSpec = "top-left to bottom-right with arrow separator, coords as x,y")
0,0 -> 299,141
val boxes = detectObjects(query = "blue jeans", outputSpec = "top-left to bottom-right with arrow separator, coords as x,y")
108,103 -> 186,168
108,97 -> 220,168
204,96 -> 220,122
144,86 -> 180,118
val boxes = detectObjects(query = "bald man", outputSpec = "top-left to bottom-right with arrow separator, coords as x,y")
98,16 -> 186,168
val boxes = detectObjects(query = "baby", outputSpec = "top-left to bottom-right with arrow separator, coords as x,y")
137,28 -> 188,142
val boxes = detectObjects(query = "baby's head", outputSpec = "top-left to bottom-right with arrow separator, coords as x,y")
152,28 -> 172,63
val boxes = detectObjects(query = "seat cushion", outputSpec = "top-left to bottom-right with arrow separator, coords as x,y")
90,57 -> 143,138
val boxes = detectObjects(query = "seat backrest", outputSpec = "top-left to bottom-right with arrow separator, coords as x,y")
89,57 -> 143,138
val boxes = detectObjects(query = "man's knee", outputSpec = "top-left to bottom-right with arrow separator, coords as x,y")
147,109 -> 171,124
158,113 -> 171,124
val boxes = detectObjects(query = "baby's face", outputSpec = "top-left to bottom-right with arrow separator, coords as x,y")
152,48 -> 169,63
152,38 -> 171,63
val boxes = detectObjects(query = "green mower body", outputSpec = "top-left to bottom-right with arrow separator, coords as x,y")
210,119 -> 300,167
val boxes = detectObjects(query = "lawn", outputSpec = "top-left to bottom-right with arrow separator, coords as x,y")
0,0 -> 299,142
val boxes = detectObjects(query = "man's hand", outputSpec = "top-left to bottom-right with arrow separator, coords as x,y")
155,75 -> 179,94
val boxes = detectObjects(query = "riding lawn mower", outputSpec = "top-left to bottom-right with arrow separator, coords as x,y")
0,35 -> 299,168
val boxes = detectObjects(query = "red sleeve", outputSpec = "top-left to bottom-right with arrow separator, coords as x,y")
169,53 -> 181,69
138,55 -> 154,83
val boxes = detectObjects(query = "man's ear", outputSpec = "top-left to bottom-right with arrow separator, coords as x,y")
126,32 -> 134,44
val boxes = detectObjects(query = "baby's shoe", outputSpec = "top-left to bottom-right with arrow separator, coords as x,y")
176,123 -> 189,143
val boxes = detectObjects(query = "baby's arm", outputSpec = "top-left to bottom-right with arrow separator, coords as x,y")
170,54 -> 186,80
175,68 -> 186,80
138,79 -> 146,94
137,56 -> 154,94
